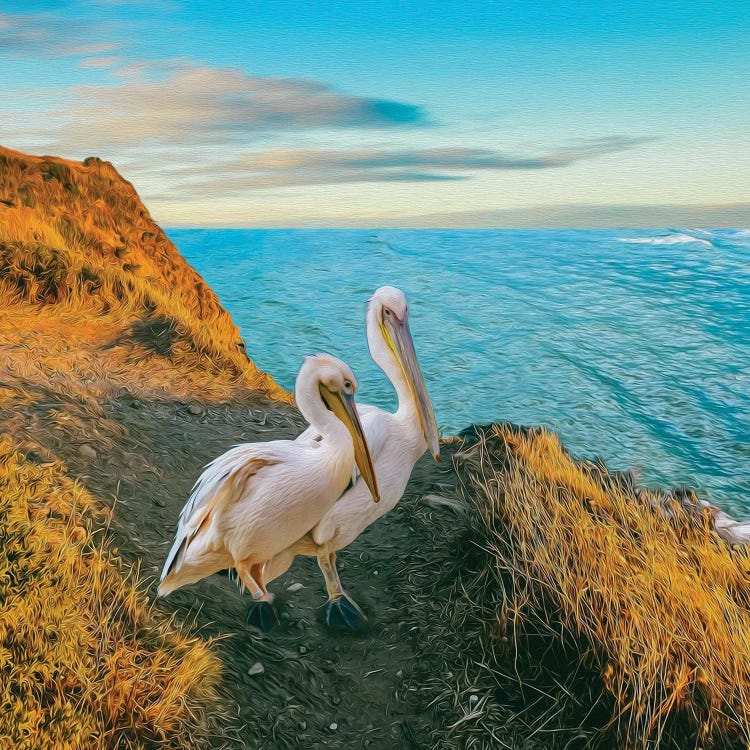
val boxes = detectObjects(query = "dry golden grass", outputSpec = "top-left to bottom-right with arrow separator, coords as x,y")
452,424 -> 750,748
0,437 -> 227,749
0,145 -> 290,403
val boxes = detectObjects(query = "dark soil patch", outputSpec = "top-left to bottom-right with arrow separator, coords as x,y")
129,316 -> 180,357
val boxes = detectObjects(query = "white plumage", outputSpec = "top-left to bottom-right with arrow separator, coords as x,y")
264,287 -> 440,628
158,353 -> 378,610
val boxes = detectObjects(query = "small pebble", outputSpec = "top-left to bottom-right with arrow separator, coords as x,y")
299,646 -> 307,654
78,444 -> 97,460
332,695 -> 341,705
329,723 -> 338,731
247,662 -> 264,676
396,670 -> 403,678
469,694 -> 479,706
299,721 -> 307,731
280,611 -> 291,622
373,570 -> 379,576
187,403 -> 202,415
287,582 -> 304,592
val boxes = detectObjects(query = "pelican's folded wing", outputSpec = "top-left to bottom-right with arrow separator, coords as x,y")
160,444 -> 278,582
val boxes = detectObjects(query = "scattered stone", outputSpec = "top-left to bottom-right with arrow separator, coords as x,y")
469,694 -> 479,706
299,721 -> 307,731
329,723 -> 338,731
373,570 -> 379,576
78,444 -> 97,460
187,403 -> 202,415
299,646 -> 308,654
287,582 -> 304,592
396,670 -> 403,679
247,662 -> 264,676
423,493 -> 465,513
280,611 -> 291,622
332,695 -> 341,705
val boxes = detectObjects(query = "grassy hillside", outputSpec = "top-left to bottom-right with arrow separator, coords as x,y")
0,145 -> 289,403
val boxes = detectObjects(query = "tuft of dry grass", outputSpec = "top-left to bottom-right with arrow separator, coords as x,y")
441,424 -> 750,749
0,436 -> 229,749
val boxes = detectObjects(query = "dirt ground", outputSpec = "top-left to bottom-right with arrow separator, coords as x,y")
11,385 -> 472,749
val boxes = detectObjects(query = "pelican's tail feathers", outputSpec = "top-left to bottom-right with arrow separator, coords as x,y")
158,534 -> 188,597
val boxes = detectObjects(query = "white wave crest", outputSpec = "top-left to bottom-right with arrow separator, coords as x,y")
617,233 -> 713,247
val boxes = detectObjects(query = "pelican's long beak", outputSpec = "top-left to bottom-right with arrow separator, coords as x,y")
384,315 -> 441,462
320,385 -> 380,502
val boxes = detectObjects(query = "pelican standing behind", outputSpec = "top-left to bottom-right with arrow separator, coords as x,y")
158,353 -> 379,632
264,286 -> 439,629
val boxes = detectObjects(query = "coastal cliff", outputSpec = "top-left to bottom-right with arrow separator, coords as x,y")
0,145 -> 288,403
1,147 -> 748,750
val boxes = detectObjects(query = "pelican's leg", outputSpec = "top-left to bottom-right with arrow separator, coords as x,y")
318,551 -> 366,631
236,559 -> 279,633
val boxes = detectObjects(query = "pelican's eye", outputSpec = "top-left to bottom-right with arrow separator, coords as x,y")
383,308 -> 392,317
343,380 -> 353,393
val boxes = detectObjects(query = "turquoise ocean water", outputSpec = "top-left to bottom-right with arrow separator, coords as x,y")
171,228 -> 749,515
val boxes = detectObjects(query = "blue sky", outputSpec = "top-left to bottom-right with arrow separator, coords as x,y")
1,1 -> 748,225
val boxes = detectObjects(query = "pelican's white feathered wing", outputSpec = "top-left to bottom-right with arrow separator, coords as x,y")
160,443 -> 280,587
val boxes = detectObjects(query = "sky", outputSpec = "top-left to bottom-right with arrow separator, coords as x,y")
1,1 -> 749,226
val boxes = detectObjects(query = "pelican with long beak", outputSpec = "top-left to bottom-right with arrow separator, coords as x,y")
265,286 -> 439,629
158,354 -> 379,632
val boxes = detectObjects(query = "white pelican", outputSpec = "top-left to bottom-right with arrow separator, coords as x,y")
264,286 -> 439,629
158,353 -> 379,632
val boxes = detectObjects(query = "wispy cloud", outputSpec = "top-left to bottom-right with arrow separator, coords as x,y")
78,55 -> 120,69
141,138 -> 651,197
28,61 -> 426,151
0,12 -> 120,58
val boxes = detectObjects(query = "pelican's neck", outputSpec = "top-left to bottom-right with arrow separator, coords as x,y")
366,304 -> 415,421
295,376 -> 352,454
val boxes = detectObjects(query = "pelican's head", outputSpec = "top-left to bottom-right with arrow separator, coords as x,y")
297,354 -> 379,502
367,286 -> 440,462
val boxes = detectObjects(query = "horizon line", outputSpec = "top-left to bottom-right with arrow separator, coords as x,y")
157,200 -> 750,231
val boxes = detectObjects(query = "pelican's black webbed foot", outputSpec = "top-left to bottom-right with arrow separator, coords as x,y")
324,595 -> 366,631
246,601 -> 279,632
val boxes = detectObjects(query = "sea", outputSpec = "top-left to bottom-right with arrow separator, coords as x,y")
171,228 -> 750,515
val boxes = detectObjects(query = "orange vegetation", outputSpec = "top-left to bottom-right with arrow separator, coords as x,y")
455,425 -> 750,748
0,145 -> 290,403
0,437 -> 226,749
